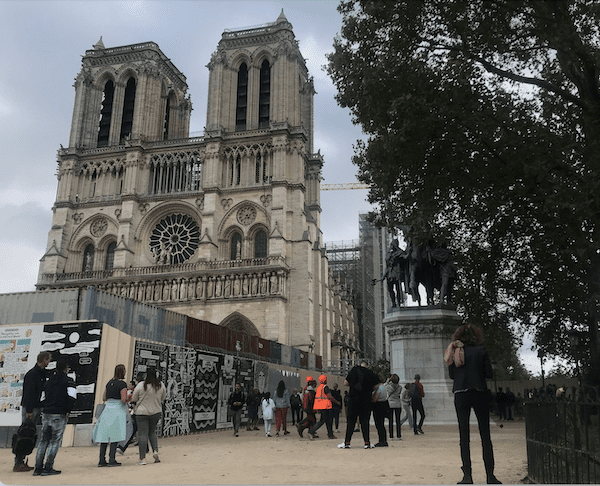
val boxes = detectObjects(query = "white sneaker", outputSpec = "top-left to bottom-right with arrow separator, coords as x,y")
337,442 -> 351,449
153,452 -> 160,463
138,460 -> 147,466
364,443 -> 374,449
116,447 -> 124,455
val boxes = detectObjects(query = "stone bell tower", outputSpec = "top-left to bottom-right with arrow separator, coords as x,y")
37,12 -> 360,365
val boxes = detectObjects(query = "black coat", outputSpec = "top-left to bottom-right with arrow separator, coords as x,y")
21,364 -> 49,413
449,345 -> 493,393
41,371 -> 77,415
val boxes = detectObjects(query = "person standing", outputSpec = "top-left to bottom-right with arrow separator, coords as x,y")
308,374 -> 339,440
505,387 -> 515,420
117,371 -> 145,455
330,383 -> 343,433
400,383 -> 414,430
445,323 -> 501,484
261,392 -> 275,437
289,389 -> 302,426
385,374 -> 403,440
14,351 -> 51,472
93,364 -> 128,467
372,376 -> 389,447
338,361 -> 379,449
132,368 -> 166,465
296,377 -> 317,437
273,380 -> 290,436
32,361 -> 77,476
495,388 -> 507,421
227,383 -> 245,437
246,387 -> 261,431
410,374 -> 425,434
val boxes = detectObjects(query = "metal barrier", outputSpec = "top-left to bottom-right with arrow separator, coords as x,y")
525,385 -> 600,484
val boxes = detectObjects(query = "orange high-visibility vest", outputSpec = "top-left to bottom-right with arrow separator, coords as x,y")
313,384 -> 332,410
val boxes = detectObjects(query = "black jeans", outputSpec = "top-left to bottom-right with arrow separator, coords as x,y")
388,406 -> 402,438
412,399 -> 425,432
309,409 -> 333,437
454,390 -> 495,475
344,399 -> 372,445
372,401 -> 389,444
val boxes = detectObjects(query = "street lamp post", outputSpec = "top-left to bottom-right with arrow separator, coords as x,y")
537,349 -> 545,389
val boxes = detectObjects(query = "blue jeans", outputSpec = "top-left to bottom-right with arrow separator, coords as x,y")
14,406 -> 41,466
35,414 -> 67,470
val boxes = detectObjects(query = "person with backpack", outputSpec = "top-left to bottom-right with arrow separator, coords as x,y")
372,375 -> 390,447
289,388 -> 302,426
296,376 -> 317,437
13,351 -> 51,472
32,361 -> 77,476
410,374 -> 425,435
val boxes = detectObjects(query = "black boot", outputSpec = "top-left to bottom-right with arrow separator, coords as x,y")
487,475 -> 501,484
458,467 -> 473,484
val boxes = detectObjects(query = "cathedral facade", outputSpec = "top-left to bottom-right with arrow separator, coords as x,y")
36,12 -> 359,365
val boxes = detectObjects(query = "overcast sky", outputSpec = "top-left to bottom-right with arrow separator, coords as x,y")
0,0 -> 547,374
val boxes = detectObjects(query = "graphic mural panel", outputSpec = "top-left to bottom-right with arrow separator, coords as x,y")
192,351 -> 220,432
163,345 -> 196,436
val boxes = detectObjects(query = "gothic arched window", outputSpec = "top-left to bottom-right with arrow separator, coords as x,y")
163,95 -> 171,140
120,77 -> 136,142
105,241 -> 117,271
82,244 -> 95,272
236,63 -> 248,131
97,80 -> 114,147
231,232 -> 243,260
254,230 -> 267,258
259,60 -> 270,128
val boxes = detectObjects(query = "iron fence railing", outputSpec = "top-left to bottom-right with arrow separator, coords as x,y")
525,385 -> 600,484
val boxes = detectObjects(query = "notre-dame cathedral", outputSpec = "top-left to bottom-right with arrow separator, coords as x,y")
36,11 -> 359,366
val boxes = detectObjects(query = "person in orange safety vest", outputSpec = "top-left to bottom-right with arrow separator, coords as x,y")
307,374 -> 340,440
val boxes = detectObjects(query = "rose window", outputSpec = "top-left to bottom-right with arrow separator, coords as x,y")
149,214 -> 200,265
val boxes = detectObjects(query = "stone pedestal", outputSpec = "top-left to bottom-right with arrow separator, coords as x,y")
384,305 -> 461,425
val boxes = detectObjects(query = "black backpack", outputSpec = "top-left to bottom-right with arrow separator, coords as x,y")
12,418 -> 37,456
409,382 -> 420,400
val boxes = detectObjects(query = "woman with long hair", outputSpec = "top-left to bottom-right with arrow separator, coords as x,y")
273,380 -> 290,436
445,323 -> 501,484
93,364 -> 128,467
132,368 -> 166,465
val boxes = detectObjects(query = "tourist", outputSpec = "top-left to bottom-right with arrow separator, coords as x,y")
385,374 -> 403,440
330,383 -> 343,432
400,383 -> 413,429
410,374 -> 425,434
227,383 -> 245,437
289,388 -> 302,426
273,380 -> 290,436
296,377 -> 316,437
93,364 -> 128,467
445,323 -> 501,484
117,371 -> 145,455
338,361 -> 379,449
32,361 -> 76,476
261,392 -> 275,437
132,368 -> 166,465
246,387 -> 261,431
14,351 -> 51,472
372,375 -> 389,447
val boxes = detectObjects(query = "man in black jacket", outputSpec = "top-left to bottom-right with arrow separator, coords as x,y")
13,351 -> 51,472
33,361 -> 77,477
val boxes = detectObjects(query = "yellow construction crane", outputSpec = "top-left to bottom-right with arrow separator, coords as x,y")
320,183 -> 370,191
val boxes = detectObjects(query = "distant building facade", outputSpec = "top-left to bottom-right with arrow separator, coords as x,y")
36,12 -> 358,364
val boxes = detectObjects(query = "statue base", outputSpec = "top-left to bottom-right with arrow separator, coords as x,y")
384,305 -> 461,425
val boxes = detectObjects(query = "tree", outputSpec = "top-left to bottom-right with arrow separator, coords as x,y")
327,0 -> 600,383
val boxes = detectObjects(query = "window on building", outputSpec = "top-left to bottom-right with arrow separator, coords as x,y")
105,241 -> 117,271
259,60 -> 270,128
236,63 -> 248,131
97,80 -> 114,147
254,230 -> 267,258
82,244 -> 95,272
255,152 -> 262,184
231,232 -> 243,260
163,95 -> 171,140
120,77 -> 136,142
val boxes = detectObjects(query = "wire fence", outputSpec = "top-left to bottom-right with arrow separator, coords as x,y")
524,385 -> 600,484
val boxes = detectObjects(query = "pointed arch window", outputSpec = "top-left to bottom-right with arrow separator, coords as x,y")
231,232 -> 243,260
259,60 -> 270,128
236,63 -> 248,131
82,244 -> 95,272
254,230 -> 267,258
120,77 -> 136,143
105,241 -> 117,271
97,80 -> 114,147
163,95 -> 171,140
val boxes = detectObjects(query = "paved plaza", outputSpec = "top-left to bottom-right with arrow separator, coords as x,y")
0,420 -> 527,485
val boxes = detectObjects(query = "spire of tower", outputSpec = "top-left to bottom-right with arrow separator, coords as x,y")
276,8 -> 288,23
93,36 -> 105,50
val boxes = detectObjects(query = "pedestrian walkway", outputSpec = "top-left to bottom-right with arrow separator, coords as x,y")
0,420 -> 528,485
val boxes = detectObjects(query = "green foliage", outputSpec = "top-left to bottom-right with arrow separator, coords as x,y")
327,0 -> 600,382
